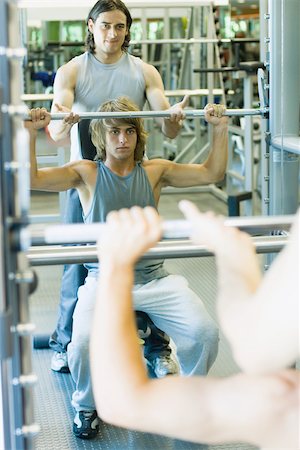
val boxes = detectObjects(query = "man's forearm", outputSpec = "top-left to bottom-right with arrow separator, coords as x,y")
28,131 -> 39,188
216,225 -> 299,374
48,120 -> 73,142
203,124 -> 228,181
215,251 -> 265,373
91,264 -> 148,426
162,120 -> 182,139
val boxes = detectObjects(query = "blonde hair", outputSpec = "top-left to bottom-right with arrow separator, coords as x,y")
90,96 -> 148,162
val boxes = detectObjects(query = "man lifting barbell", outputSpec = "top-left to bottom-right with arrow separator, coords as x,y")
25,96 -> 227,439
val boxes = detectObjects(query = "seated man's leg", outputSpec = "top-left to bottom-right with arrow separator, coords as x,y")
49,189 -> 87,372
67,280 -> 179,439
133,274 -> 219,376
49,263 -> 87,371
136,311 -> 179,378
68,275 -> 100,439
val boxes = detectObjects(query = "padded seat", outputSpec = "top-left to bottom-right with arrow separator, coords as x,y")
78,119 -> 97,161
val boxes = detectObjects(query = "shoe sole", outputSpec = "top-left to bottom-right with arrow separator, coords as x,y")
73,426 -> 99,439
51,366 -> 70,373
73,431 -> 98,439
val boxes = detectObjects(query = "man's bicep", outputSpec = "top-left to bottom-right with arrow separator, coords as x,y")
34,164 -> 81,191
51,86 -> 75,112
143,63 -> 170,111
147,86 -> 170,111
162,162 -> 207,187
51,67 -> 75,110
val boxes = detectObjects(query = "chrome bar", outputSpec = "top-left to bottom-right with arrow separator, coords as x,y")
23,108 -> 267,121
29,215 -> 294,246
21,89 -> 226,103
130,38 -> 258,45
18,0 -> 232,8
27,235 -> 288,266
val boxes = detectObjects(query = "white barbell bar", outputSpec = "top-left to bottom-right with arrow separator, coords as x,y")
29,214 -> 293,246
23,108 -> 268,121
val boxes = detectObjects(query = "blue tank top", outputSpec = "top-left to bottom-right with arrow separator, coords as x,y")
83,161 -> 169,284
70,52 -> 146,161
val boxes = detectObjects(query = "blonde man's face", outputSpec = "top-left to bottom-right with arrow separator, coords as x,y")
105,124 -> 137,161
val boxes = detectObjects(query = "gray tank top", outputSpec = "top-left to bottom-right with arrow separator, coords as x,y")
69,52 -> 146,161
83,161 -> 169,284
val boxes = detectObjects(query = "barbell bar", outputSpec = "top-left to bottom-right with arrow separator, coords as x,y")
23,107 -> 268,121
27,235 -> 289,267
130,38 -> 259,46
2,103 -> 268,120
29,214 -> 293,246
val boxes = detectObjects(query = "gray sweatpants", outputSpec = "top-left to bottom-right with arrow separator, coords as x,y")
68,274 -> 219,412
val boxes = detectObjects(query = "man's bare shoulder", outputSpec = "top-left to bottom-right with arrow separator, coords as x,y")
141,59 -> 156,72
56,58 -> 79,85
141,60 -> 160,82
142,159 -> 173,183
68,160 -> 98,187
69,159 -> 97,172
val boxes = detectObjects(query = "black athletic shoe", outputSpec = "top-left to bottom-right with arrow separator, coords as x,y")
73,410 -> 100,439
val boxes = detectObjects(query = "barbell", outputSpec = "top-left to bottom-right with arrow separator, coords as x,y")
26,235 -> 289,266
24,214 -> 293,266
31,108 -> 268,121
2,102 -> 268,120
29,214 -> 293,246
18,107 -> 269,121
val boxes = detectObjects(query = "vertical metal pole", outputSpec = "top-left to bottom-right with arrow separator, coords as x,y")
178,6 -> 192,89
243,75 -> 254,215
0,0 -> 15,446
141,9 -> 147,62
191,6 -> 202,159
206,5 -> 215,167
0,1 -> 38,449
259,0 -> 270,216
269,0 -> 300,215
164,8 -> 171,89
192,6 -> 201,91
207,5 -> 214,106
259,0 -> 268,64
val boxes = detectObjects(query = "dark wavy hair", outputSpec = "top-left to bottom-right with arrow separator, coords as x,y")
85,0 -> 132,54
90,96 -> 148,162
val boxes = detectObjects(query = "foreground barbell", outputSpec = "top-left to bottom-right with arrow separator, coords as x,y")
27,235 -> 289,266
29,214 -> 293,246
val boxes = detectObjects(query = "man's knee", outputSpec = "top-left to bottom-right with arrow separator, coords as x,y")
70,328 -> 90,351
204,321 -> 219,349
188,314 -> 219,346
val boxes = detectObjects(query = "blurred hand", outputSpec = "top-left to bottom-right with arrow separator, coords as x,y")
178,199 -> 230,251
178,200 -> 259,283
97,206 -> 162,267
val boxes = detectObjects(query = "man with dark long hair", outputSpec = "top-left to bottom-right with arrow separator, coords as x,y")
48,0 -> 188,386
